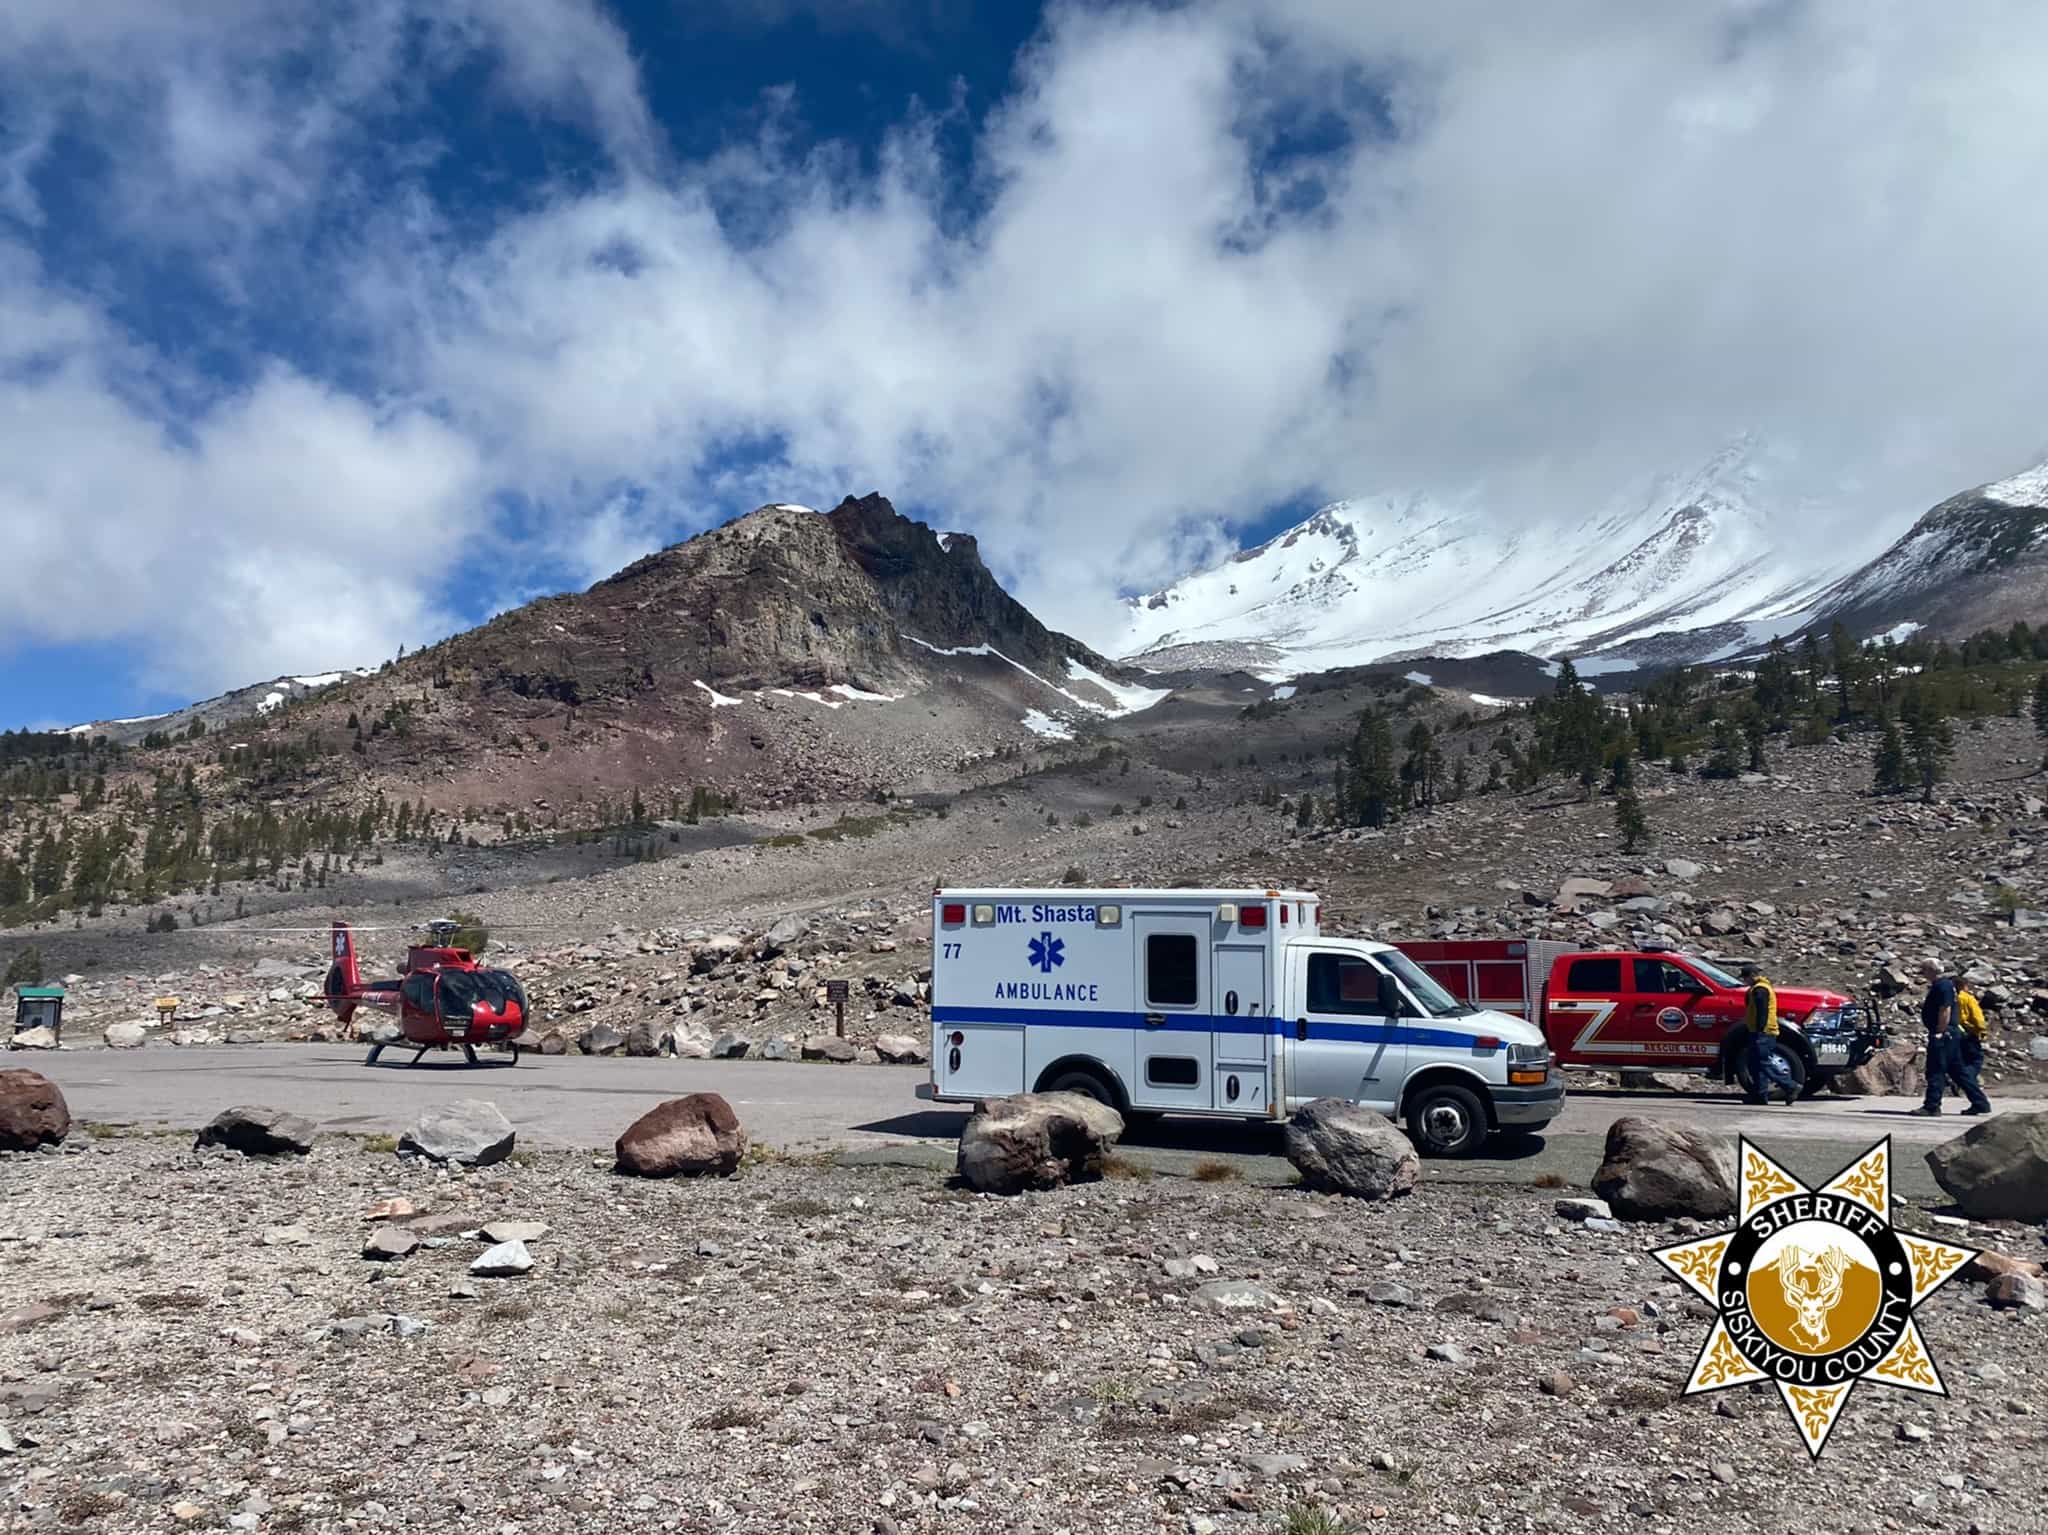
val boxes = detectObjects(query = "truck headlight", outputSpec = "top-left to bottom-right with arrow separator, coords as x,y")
1806,1006 -> 1845,1034
1508,1042 -> 1550,1084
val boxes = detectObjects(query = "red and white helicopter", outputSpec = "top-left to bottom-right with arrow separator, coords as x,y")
322,919 -> 532,1066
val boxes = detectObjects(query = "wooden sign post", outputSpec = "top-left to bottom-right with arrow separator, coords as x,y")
826,979 -> 849,1038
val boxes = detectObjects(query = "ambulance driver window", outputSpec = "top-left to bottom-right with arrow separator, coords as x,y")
1307,953 -> 1387,1016
1146,934 -> 1199,1006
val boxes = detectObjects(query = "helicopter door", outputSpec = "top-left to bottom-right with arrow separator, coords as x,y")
399,972 -> 436,1018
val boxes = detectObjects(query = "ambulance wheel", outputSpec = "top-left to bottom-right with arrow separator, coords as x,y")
1042,1067 -> 1121,1112
1407,1083 -> 1488,1159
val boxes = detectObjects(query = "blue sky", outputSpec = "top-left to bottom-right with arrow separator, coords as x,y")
4,1 -> 2046,728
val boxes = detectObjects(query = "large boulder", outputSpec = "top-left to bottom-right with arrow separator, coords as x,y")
1829,1038 -> 1924,1098
873,1033 -> 929,1065
622,1023 -> 663,1058
956,1092 -> 1124,1195
103,1022 -> 148,1050
7,1026 -> 57,1051
1927,1113 -> 2048,1221
801,1034 -> 858,1064
0,1069 -> 68,1151
760,915 -> 806,958
195,1105 -> 317,1157
399,1100 -> 515,1167
1283,1098 -> 1418,1200
1591,1116 -> 1737,1220
579,1023 -> 627,1057
614,1093 -> 747,1177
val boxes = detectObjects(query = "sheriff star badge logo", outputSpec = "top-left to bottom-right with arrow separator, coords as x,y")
1653,1136 -> 1978,1458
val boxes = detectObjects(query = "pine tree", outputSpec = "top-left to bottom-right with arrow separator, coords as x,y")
1701,720 -> 1741,780
2034,671 -> 2048,770
1348,709 -> 1398,828
1872,718 -> 1909,793
1901,690 -> 1955,805
1294,792 -> 1314,830
1615,782 -> 1650,852
1401,722 -> 1440,812
1743,710 -> 1768,773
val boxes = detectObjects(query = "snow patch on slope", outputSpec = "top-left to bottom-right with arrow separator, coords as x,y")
693,680 -> 743,707
1020,709 -> 1074,740
1064,660 -> 1169,715
903,632 -> 1166,720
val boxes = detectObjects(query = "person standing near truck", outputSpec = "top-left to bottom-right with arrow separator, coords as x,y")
1912,958 -> 1988,1116
1938,966 -> 1994,1116
1739,962 -> 1795,1106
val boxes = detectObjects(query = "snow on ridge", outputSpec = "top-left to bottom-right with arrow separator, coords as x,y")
1467,693 -> 1509,707
254,691 -> 287,714
1874,621 -> 1922,645
1403,671 -> 1433,687
692,680 -> 743,707
828,683 -> 899,703
770,502 -> 817,514
1984,463 -> 2048,506
291,673 -> 345,688
902,632 -> 1121,718
1269,685 -> 1297,701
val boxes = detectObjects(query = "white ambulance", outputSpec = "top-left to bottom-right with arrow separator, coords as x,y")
915,886 -> 1564,1157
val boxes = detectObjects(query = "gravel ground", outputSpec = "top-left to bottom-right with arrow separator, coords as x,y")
3,1137 -> 2043,1535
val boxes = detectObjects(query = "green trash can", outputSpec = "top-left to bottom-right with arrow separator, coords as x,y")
12,986 -> 64,1044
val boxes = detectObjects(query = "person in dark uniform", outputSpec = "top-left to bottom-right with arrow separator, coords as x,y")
1910,957 -> 1978,1116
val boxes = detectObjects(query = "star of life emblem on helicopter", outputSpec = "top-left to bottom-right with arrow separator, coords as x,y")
1651,1136 -> 1977,1458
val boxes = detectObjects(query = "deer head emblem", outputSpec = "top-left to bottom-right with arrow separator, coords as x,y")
1778,1244 -> 1852,1348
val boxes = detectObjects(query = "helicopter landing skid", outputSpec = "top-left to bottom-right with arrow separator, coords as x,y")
363,1040 -> 515,1067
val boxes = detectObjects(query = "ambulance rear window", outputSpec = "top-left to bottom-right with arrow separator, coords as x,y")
1146,934 -> 1198,1006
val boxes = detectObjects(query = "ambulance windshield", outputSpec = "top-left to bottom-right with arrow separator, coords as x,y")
1377,950 -> 1470,1017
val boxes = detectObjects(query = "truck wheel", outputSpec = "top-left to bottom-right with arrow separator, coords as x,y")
1043,1067 -> 1121,1112
1735,1045 -> 1808,1102
1407,1083 -> 1488,1158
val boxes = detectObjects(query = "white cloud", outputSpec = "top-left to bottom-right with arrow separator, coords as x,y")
0,243 -> 482,694
4,0 -> 2048,705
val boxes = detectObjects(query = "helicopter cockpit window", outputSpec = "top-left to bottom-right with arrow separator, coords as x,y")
437,970 -> 525,1020
400,973 -> 436,1013
437,971 -> 484,1020
477,971 -> 528,1015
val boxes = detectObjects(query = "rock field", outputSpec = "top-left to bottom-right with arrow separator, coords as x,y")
2,1131 -> 2044,1535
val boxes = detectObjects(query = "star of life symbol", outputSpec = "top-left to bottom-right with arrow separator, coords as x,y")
1653,1136 -> 1977,1458
1027,931 -> 1065,974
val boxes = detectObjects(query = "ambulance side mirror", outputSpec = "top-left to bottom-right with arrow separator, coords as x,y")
1377,973 -> 1401,1018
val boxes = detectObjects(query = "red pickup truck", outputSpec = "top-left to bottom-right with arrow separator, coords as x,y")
1395,940 -> 1884,1098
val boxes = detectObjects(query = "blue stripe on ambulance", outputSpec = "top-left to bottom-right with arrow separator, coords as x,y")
930,1005 -> 1502,1052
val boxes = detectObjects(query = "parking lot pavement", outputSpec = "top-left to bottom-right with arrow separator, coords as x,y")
26,1045 -> 2008,1204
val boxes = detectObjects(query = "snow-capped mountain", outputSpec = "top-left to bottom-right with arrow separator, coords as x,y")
1117,441 -> 1862,676
1804,460 -> 2048,638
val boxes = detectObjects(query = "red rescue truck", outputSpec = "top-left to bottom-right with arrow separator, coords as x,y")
1394,940 -> 1885,1098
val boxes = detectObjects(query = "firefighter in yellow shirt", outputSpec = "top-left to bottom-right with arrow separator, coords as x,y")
1949,971 -> 1993,1116
1739,962 -> 1795,1105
